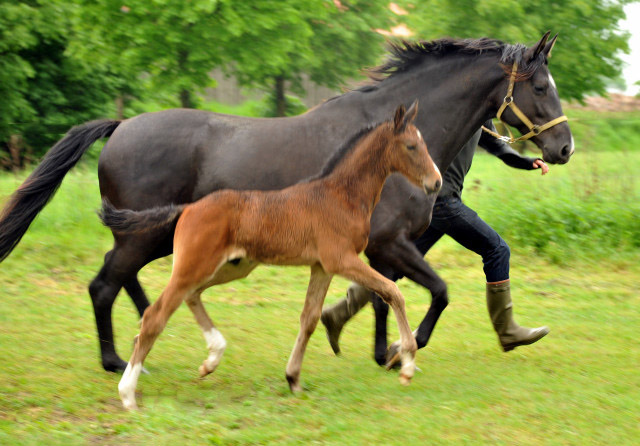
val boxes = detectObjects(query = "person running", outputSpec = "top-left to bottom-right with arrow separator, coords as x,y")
321,120 -> 550,355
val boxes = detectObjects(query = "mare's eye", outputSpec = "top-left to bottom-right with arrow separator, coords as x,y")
407,145 -> 417,151
534,85 -> 546,95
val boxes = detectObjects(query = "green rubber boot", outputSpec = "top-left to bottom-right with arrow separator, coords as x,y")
321,283 -> 371,354
486,280 -> 549,352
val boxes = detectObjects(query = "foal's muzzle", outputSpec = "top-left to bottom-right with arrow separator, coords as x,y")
423,176 -> 442,195
423,164 -> 442,195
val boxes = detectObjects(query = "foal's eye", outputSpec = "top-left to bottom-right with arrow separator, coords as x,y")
407,145 -> 417,151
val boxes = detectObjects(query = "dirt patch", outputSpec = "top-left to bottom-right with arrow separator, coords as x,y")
572,93 -> 640,112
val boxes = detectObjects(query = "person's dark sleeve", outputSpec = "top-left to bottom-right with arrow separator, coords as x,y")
478,120 -> 539,170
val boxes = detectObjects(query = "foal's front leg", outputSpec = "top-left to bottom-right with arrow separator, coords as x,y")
334,254 -> 417,385
285,263 -> 333,393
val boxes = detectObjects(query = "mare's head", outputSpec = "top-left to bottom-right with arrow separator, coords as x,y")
495,32 -> 573,164
388,100 -> 442,195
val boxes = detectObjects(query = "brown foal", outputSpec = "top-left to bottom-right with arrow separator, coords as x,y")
101,101 -> 442,410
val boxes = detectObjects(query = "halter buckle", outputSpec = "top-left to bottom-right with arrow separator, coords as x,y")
503,96 -> 513,105
531,125 -> 541,135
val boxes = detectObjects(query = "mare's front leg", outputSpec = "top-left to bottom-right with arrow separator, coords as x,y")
286,264 -> 333,393
368,234 -> 449,368
332,254 -> 417,385
185,293 -> 227,377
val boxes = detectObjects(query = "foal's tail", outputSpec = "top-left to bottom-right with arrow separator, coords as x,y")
0,119 -> 121,262
99,200 -> 186,234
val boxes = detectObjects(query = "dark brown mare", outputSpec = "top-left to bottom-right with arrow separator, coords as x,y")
100,103 -> 442,409
0,33 -> 573,372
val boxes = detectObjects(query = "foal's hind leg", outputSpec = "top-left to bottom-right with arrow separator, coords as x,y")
185,294 -> 227,378
286,264 -> 333,393
119,282 -> 190,410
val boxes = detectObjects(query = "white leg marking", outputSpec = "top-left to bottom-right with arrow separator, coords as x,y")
399,350 -> 416,385
119,362 -> 142,410
203,328 -> 226,373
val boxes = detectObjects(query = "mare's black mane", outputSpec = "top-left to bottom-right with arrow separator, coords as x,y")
355,37 -> 545,93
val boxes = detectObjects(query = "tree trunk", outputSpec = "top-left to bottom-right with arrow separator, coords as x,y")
115,95 -> 124,120
275,76 -> 286,117
8,135 -> 23,171
178,49 -> 194,108
179,89 -> 194,109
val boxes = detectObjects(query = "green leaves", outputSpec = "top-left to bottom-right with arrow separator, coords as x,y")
403,0 -> 632,101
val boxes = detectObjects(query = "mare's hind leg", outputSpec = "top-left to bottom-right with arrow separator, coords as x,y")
286,264 -> 333,393
89,234 -> 168,372
185,294 -> 227,377
124,275 -> 151,318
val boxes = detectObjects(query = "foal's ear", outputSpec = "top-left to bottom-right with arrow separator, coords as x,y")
404,99 -> 419,126
394,104 -> 407,134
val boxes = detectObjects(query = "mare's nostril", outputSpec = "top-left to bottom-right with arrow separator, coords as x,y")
561,145 -> 569,158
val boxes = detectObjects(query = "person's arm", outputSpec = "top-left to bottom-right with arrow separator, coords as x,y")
479,120 -> 549,175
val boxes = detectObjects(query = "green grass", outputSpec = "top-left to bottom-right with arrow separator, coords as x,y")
0,151 -> 639,444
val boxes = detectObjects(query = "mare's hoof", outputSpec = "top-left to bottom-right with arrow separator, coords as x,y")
103,358 -> 128,374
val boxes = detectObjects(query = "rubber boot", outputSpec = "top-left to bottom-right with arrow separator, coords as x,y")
321,283 -> 371,354
486,280 -> 549,352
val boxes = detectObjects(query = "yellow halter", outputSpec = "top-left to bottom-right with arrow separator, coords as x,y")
482,61 -> 568,144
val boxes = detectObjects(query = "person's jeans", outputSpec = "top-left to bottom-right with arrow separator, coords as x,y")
410,196 -> 510,283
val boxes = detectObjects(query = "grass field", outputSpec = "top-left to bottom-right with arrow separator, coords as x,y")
0,148 -> 639,444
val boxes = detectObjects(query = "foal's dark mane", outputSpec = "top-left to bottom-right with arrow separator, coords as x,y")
303,121 -> 382,182
360,37 -> 545,89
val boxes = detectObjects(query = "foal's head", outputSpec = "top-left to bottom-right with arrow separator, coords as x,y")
388,101 -> 442,195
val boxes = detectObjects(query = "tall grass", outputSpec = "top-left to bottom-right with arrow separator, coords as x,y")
464,148 -> 640,263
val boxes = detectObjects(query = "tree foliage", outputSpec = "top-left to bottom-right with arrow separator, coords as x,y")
0,0 -> 115,166
0,0 -> 634,167
402,0 -> 632,101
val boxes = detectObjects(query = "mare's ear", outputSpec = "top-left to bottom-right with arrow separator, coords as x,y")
404,99 -> 419,127
543,33 -> 558,58
394,104 -> 407,134
524,31 -> 551,62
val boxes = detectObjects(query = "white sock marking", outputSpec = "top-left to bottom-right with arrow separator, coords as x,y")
203,328 -> 226,372
119,362 -> 142,410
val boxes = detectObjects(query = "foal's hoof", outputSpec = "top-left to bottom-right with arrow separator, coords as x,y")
199,362 -> 218,378
399,373 -> 412,386
384,342 -> 402,370
286,374 -> 302,393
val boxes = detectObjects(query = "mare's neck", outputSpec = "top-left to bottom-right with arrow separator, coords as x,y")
316,54 -> 506,172
323,129 -> 392,216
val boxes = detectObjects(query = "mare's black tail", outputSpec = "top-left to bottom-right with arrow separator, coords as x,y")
0,119 -> 121,262
99,200 -> 185,234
